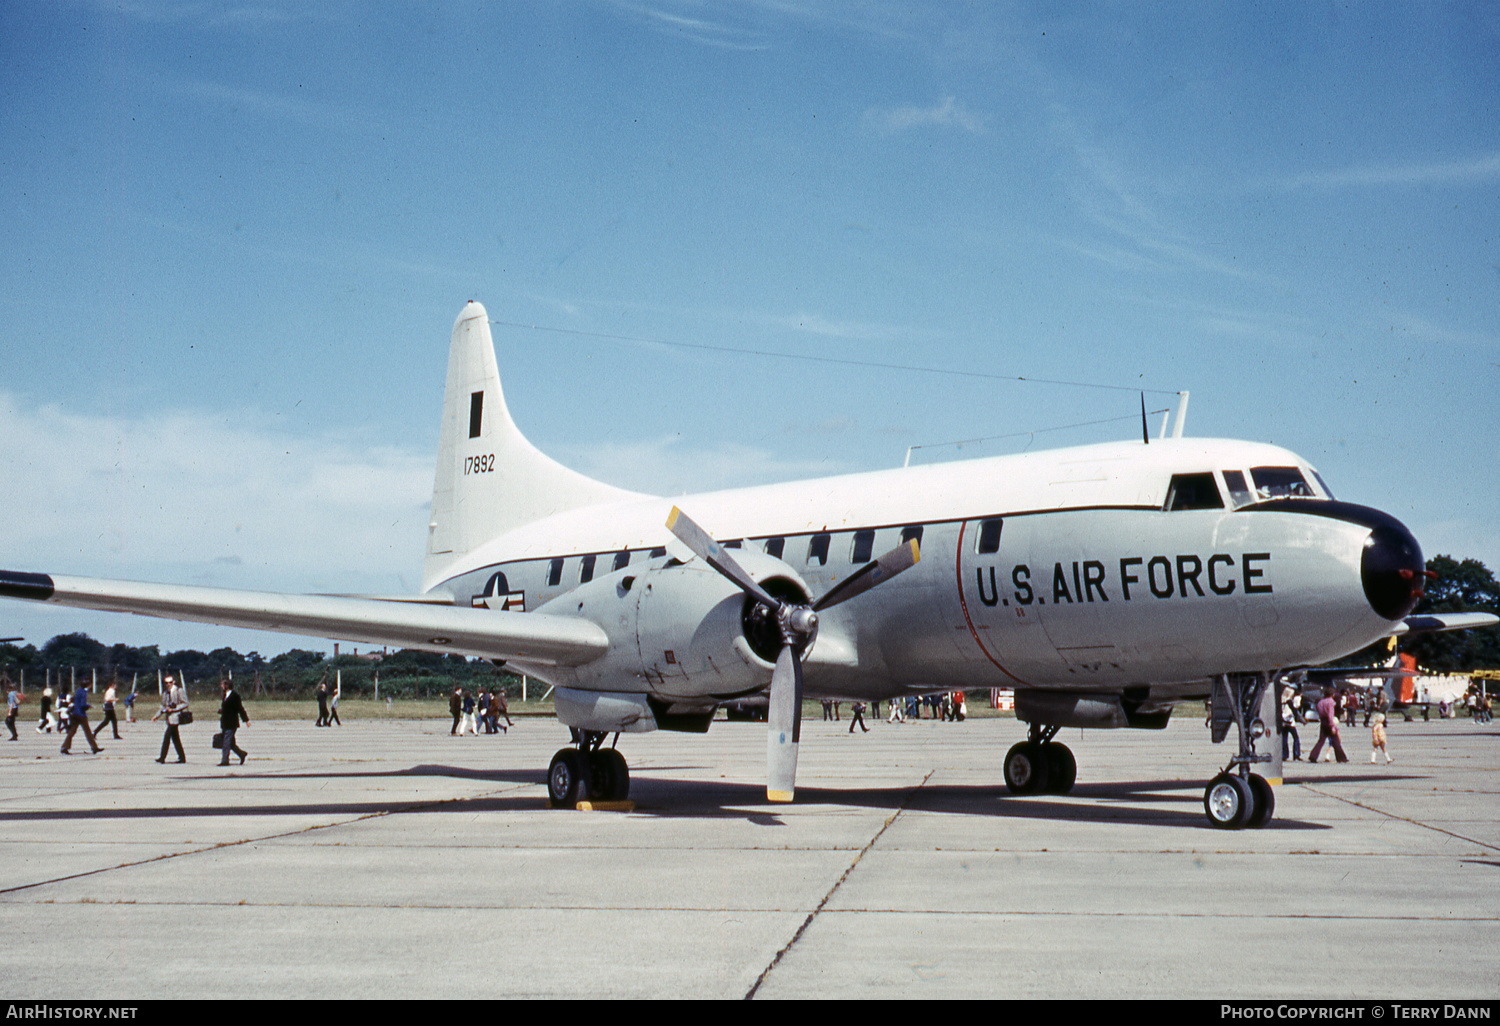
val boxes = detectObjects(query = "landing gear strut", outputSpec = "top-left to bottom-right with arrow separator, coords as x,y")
1003,723 -> 1076,796
1203,673 -> 1279,829
548,730 -> 630,808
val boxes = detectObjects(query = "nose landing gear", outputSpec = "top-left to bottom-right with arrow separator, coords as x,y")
1204,673 -> 1280,829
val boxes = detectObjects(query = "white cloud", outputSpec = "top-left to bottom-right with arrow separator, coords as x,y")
0,394 -> 432,593
864,96 -> 986,136
1272,153 -> 1500,192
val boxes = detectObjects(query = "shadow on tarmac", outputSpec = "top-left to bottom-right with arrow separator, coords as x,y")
0,766 -> 1331,831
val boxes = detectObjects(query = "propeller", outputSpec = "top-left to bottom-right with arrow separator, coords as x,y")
666,507 -> 919,802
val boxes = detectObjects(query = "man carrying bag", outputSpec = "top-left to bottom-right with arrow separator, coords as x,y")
217,679 -> 250,766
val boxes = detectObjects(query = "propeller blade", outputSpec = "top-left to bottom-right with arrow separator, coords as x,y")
813,537 -> 920,612
766,644 -> 803,803
666,506 -> 782,611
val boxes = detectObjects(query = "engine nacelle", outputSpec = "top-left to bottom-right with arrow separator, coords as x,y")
534,550 -> 814,704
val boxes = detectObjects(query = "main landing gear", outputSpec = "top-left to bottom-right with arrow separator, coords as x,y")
1202,673 -> 1279,830
1003,724 -> 1077,795
547,729 -> 630,808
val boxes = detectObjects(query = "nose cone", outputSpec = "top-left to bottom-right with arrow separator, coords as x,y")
1361,515 -> 1426,620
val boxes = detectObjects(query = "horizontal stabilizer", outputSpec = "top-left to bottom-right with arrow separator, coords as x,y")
0,569 -> 608,666
1393,612 -> 1499,636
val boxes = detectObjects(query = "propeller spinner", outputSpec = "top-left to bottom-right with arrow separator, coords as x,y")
665,507 -> 919,802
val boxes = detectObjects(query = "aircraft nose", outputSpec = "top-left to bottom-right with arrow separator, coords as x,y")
1361,514 -> 1427,620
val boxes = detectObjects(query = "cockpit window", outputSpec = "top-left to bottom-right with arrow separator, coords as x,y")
1222,471 -> 1253,508
1251,466 -> 1315,500
1311,470 -> 1336,500
1164,473 -> 1224,511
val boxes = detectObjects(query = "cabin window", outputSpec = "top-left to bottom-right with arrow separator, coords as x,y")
649,547 -> 667,558
901,526 -> 924,548
1223,471 -> 1253,508
807,533 -> 831,566
1251,466 -> 1314,500
850,530 -> 875,564
612,550 -> 631,572
547,558 -> 564,587
1165,473 -> 1224,511
976,518 -> 1002,554
764,537 -> 785,560
579,554 -> 596,584
724,539 -> 742,549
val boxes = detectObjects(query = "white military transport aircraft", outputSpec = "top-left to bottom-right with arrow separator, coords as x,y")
3,302 -> 1493,828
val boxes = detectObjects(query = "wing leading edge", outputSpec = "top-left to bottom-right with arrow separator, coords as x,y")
0,569 -> 607,666
1392,612 -> 1499,636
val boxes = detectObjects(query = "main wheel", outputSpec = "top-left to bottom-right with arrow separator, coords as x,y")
1004,741 -> 1051,795
1204,772 -> 1253,829
1045,743 -> 1077,794
548,749 -> 587,808
1245,773 -> 1275,828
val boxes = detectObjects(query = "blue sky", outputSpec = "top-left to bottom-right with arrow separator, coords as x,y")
2,0 -> 1497,657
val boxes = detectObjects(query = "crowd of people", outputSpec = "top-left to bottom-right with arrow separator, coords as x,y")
448,685 -> 513,736
2,672 -> 254,767
817,692 -> 969,728
1276,679 -> 1494,766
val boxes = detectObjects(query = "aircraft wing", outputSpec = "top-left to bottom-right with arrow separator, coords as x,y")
0,570 -> 608,666
1391,612 -> 1499,636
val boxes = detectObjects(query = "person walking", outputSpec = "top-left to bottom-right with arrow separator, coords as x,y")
100,680 -> 122,740
5,678 -> 21,741
59,683 -> 103,755
493,686 -> 512,731
36,685 -> 55,734
848,701 -> 868,734
153,675 -> 188,764
487,689 -> 507,733
217,679 -> 250,766
314,679 -> 330,727
1280,684 -> 1302,762
328,682 -> 341,726
459,689 -> 477,736
1370,711 -> 1392,764
449,686 -> 463,735
1307,689 -> 1349,764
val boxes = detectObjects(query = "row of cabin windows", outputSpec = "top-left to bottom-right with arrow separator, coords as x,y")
542,526 -> 928,587
537,469 -> 1332,586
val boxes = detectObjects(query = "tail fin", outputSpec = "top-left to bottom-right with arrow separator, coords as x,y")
422,302 -> 646,591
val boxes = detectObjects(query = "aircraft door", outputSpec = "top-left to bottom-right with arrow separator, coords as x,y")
955,516 -> 1061,685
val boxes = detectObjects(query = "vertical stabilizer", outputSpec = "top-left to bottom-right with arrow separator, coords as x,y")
423,302 -> 647,591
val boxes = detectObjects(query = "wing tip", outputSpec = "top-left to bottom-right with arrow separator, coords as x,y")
0,570 -> 55,602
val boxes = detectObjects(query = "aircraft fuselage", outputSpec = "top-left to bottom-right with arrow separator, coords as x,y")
438,437 -> 1423,710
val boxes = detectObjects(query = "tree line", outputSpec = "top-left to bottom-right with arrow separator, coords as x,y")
0,634 -> 523,701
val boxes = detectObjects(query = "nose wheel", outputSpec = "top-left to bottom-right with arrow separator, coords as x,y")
1203,674 -> 1279,829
